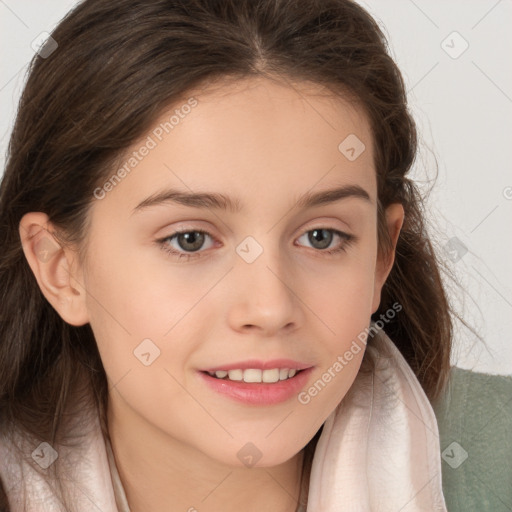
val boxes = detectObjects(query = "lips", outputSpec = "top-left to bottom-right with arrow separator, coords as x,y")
199,358 -> 313,372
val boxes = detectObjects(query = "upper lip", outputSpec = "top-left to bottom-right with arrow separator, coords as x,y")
200,359 -> 313,372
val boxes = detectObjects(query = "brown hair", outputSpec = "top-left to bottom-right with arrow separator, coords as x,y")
0,0 -> 471,510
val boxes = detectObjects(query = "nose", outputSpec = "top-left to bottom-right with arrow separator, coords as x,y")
225,242 -> 303,336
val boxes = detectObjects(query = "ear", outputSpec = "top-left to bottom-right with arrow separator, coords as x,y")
371,202 -> 404,314
19,212 -> 90,326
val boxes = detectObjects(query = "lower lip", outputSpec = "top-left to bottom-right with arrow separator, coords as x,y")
198,368 -> 314,405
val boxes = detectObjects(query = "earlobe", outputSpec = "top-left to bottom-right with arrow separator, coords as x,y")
371,202 -> 405,313
18,212 -> 90,326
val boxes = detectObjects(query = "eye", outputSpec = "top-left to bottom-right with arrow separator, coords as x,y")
295,228 -> 354,255
157,229 -> 215,260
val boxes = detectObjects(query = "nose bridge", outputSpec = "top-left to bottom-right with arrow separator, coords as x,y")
235,233 -> 287,289
228,233 -> 299,332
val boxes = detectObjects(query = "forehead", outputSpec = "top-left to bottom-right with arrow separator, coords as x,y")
95,75 -> 376,216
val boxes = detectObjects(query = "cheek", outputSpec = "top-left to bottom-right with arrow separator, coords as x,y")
303,244 -> 377,326
303,273 -> 374,413
314,267 -> 374,368
81,243 -> 159,371
301,243 -> 377,372
84,231 -> 174,333
311,263 -> 374,312
82,242 -> 204,388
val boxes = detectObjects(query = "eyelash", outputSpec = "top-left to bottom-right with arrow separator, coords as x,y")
156,227 -> 355,261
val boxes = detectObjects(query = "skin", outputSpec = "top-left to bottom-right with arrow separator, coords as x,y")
19,76 -> 404,512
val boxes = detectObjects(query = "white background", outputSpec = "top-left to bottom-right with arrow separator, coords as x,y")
1,0 -> 511,375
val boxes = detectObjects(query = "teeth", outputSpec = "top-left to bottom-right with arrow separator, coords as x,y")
228,369 -> 243,381
207,368 -> 300,382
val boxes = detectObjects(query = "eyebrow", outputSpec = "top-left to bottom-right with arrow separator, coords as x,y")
131,184 -> 372,215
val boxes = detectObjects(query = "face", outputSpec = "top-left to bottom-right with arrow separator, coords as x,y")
21,76 -> 403,468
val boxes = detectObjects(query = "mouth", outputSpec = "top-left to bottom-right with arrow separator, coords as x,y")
197,366 -> 314,405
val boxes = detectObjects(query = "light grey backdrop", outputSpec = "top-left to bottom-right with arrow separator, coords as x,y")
1,0 -> 511,375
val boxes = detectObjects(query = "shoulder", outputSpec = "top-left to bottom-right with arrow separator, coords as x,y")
431,366 -> 512,511
432,366 -> 512,431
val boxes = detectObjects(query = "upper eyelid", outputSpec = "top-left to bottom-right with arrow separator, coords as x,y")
165,224 -> 351,238
164,217 -> 353,237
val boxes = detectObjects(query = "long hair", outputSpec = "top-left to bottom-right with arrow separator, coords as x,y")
0,0 -> 467,509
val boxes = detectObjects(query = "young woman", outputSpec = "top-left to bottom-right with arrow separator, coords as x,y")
0,0 -> 469,510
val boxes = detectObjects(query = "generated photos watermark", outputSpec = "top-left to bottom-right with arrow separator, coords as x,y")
93,97 -> 198,200
297,301 -> 402,405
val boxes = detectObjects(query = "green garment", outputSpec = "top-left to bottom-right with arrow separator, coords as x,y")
431,366 -> 512,511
